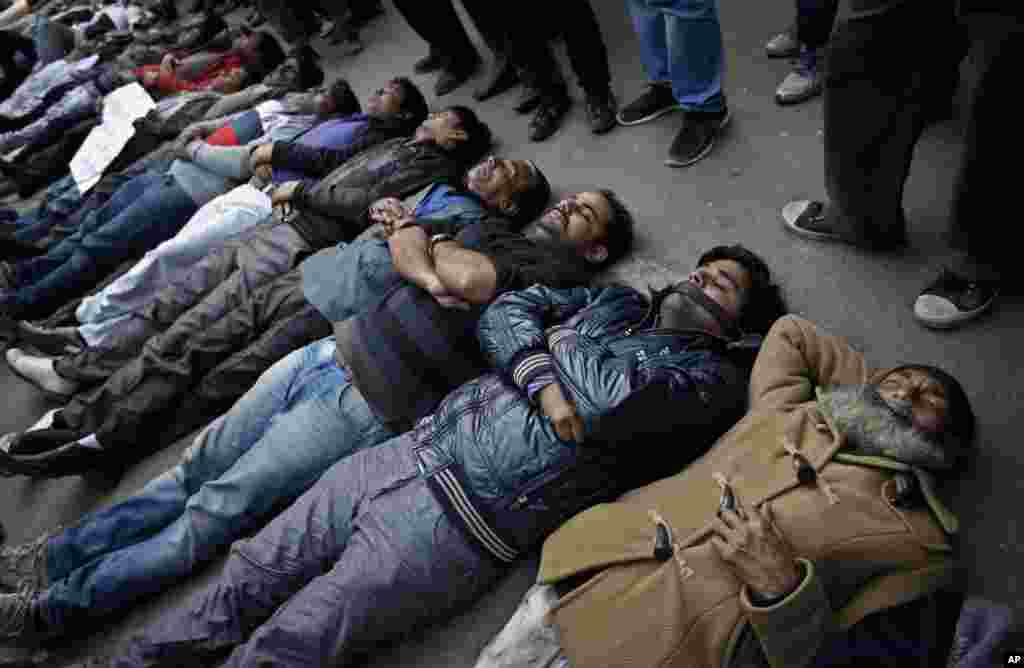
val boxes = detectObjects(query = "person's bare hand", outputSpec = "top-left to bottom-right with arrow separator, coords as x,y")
248,144 -> 274,174
159,53 -> 178,76
711,503 -> 803,601
271,181 -> 300,207
369,197 -> 410,232
538,382 -> 584,443
423,273 -> 470,310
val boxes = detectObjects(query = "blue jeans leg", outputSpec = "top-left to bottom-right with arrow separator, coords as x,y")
628,0 -> 726,112
11,170 -> 164,286
117,438 -> 504,668
40,338 -> 396,629
4,176 -> 198,320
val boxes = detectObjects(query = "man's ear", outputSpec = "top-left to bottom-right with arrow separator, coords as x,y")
497,193 -> 517,216
584,243 -> 609,265
445,128 -> 468,147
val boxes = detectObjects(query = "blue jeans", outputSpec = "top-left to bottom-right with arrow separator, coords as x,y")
38,337 -> 396,629
2,173 -> 198,320
76,185 -> 273,348
117,435 -> 504,668
628,0 -> 726,112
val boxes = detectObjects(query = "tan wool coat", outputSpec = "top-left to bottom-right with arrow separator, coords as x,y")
538,315 -> 960,668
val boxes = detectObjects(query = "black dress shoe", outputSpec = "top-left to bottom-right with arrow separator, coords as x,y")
473,57 -> 518,102
514,85 -> 544,114
0,430 -> 108,479
16,321 -> 84,356
528,93 -> 572,142
435,59 -> 479,97
413,49 -> 445,74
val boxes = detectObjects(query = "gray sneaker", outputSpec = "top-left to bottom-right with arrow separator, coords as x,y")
0,531 -> 52,593
775,48 -> 822,105
765,29 -> 799,58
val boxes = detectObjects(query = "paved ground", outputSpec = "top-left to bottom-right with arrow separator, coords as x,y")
1,0 -> 1021,665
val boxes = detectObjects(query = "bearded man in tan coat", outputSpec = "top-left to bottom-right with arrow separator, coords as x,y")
475,314 -> 981,668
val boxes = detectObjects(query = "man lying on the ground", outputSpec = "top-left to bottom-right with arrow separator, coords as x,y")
0,44 -> 326,203
132,28 -> 284,98
5,96 -> 467,377
0,77 -> 362,323
4,78 -> 427,357
473,314 -> 977,668
0,46 -> 326,244
0,186 -> 638,651
0,153 -> 542,478
15,245 -> 787,667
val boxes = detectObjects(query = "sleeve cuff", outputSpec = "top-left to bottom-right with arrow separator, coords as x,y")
741,558 -> 815,613
511,350 -> 556,392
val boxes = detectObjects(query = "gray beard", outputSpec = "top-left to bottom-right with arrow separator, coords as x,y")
816,384 -> 953,471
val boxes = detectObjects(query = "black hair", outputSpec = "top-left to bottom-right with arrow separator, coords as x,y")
246,31 -> 286,84
392,77 -> 429,127
290,45 -> 325,89
508,161 -> 552,224
697,244 -> 787,336
886,364 -> 976,461
594,189 -> 635,269
445,105 -> 492,168
326,78 -> 362,116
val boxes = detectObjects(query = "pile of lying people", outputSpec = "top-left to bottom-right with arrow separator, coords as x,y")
0,3 -> 1013,668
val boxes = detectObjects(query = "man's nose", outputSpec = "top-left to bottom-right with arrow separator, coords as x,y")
688,270 -> 704,286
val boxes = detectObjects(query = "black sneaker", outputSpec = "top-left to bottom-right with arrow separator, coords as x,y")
514,85 -> 544,114
616,83 -> 681,126
914,269 -> 999,330
435,56 -> 479,96
585,89 -> 617,135
473,56 -> 518,102
413,49 -> 445,75
781,199 -> 908,250
665,108 -> 731,167
529,94 -> 572,142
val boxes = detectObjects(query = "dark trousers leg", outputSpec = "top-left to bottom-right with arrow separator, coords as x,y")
823,2 -> 952,243
558,0 -> 613,97
459,0 -> 509,54
391,0 -> 478,64
795,0 -> 838,50
60,272 -> 317,454
950,17 -> 1024,281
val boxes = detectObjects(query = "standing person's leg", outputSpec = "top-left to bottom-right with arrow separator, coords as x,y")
558,0 -> 618,134
775,0 -> 838,105
115,437 -> 503,668
914,17 -> 1024,329
391,0 -> 480,96
459,0 -> 518,101
619,0 -> 728,166
782,3 -> 941,249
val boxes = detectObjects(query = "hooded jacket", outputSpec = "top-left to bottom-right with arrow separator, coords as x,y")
536,315 -> 959,668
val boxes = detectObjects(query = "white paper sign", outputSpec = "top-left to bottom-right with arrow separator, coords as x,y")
70,82 -> 156,194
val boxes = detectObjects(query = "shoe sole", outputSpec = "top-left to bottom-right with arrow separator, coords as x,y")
780,200 -> 843,242
775,85 -> 822,106
616,104 -> 683,127
663,110 -> 732,168
914,293 -> 998,330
